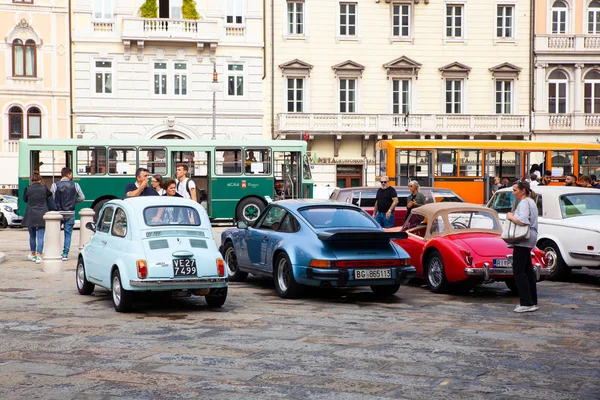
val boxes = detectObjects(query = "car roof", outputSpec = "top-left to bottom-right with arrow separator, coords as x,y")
274,199 -> 360,212
106,196 -> 203,210
411,202 -> 497,218
494,186 -> 600,195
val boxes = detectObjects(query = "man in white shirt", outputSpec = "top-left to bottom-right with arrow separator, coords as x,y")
175,164 -> 197,201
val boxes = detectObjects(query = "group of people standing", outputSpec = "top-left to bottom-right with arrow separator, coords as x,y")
125,164 -> 198,201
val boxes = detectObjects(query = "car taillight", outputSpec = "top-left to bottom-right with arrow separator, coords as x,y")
540,251 -> 549,266
216,258 -> 225,276
309,260 -> 336,268
137,260 -> 147,279
460,250 -> 473,266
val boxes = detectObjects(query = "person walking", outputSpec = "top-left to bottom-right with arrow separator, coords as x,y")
51,167 -> 85,261
151,175 -> 165,195
22,173 -> 52,264
372,176 -> 398,228
125,168 -> 159,197
405,180 -> 426,220
506,180 -> 539,313
175,164 -> 197,201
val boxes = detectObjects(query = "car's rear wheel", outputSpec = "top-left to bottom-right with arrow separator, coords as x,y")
205,287 -> 227,308
370,284 -> 400,297
222,242 -> 248,282
76,258 -> 95,295
112,269 -> 133,312
504,278 -> 518,293
542,241 -> 570,281
425,250 -> 451,293
274,253 -> 303,299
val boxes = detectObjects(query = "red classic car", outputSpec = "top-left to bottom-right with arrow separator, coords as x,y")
388,203 -> 550,293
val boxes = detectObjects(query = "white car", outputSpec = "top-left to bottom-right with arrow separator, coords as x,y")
77,196 -> 228,312
487,186 -> 600,280
0,195 -> 22,228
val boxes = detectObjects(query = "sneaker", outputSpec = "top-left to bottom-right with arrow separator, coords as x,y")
514,305 -> 538,313
34,256 -> 42,264
61,253 -> 68,261
28,254 -> 36,262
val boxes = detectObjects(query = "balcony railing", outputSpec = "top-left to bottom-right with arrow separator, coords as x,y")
534,113 -> 600,131
278,113 -> 529,135
122,18 -> 219,42
2,140 -> 19,153
535,34 -> 600,52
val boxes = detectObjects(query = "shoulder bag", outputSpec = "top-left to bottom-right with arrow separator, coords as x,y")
501,199 -> 531,244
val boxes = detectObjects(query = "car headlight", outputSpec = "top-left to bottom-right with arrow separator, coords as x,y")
2,205 -> 13,213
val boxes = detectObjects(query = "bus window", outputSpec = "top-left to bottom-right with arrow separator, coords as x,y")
33,150 -> 64,185
245,148 -> 271,175
580,150 -> 600,176
140,147 -> 167,175
108,147 -> 136,175
459,149 -> 481,177
435,150 -> 457,176
551,150 -> 574,176
77,147 -> 106,175
216,148 -> 242,175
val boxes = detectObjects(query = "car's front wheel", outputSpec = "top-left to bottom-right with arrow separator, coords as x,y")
112,269 -> 133,313
222,242 -> 248,282
370,284 -> 400,297
274,253 -> 303,299
425,250 -> 451,293
76,258 -> 95,295
205,287 -> 227,308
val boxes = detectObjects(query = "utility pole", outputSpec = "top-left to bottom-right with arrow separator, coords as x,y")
211,61 -> 218,140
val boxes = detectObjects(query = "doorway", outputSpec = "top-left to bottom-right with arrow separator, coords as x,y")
336,165 -> 362,188
158,0 -> 182,19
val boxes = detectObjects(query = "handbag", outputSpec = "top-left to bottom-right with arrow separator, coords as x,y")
501,199 -> 531,243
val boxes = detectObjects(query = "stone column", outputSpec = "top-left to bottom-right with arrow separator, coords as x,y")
79,208 -> 96,251
42,211 -> 63,274
534,63 -> 548,113
574,64 -> 585,131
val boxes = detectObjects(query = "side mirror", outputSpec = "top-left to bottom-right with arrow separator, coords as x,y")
236,220 -> 248,229
85,222 -> 97,232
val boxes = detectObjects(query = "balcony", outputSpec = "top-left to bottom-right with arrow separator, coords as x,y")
534,113 -> 600,132
122,18 -> 219,43
1,140 -> 19,154
535,34 -> 600,54
278,113 -> 529,139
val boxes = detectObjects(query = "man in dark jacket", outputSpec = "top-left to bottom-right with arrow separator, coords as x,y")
51,167 -> 85,261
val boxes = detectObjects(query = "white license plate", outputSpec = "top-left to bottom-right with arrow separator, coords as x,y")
493,258 -> 512,268
354,269 -> 392,280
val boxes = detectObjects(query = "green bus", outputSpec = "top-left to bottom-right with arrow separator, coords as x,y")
17,139 -> 313,223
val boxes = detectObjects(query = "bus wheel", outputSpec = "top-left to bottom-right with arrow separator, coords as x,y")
236,198 -> 264,224
92,199 -> 109,222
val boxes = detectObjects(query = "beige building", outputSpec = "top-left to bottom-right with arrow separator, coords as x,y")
0,0 -> 71,190
533,0 -> 600,142
265,0 -> 532,191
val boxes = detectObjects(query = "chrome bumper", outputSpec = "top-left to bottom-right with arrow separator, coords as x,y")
568,251 -> 600,261
130,276 -> 228,287
464,263 -> 549,281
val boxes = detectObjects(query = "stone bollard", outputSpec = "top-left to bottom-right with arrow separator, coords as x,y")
42,211 -> 63,274
79,208 -> 96,251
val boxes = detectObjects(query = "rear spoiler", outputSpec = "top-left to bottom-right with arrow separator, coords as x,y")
317,230 -> 408,242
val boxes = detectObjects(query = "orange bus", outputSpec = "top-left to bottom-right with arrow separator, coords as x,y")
376,139 -> 600,204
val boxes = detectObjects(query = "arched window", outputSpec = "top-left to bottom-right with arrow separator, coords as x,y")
552,1 -> 568,34
8,106 -> 23,139
548,70 -> 568,114
27,107 -> 41,138
584,70 -> 600,113
12,39 -> 36,77
589,1 -> 600,34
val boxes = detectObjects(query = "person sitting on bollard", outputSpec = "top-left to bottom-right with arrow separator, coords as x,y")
22,173 -> 53,264
51,167 -> 85,261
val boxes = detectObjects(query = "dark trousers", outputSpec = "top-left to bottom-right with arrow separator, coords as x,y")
513,246 -> 537,306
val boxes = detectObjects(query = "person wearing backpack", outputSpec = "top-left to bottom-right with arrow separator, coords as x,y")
175,164 -> 198,202
51,167 -> 85,261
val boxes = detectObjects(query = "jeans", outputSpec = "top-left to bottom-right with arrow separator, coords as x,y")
513,245 -> 538,306
62,217 -> 75,255
375,212 -> 395,228
28,227 -> 45,254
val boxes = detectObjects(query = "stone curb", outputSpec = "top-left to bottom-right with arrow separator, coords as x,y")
0,252 -> 6,264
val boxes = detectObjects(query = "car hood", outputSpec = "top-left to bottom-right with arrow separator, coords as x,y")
449,233 -> 510,257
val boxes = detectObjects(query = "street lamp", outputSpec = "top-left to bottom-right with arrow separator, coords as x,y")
208,61 -> 221,140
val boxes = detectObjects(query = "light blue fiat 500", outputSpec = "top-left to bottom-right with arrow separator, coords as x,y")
77,197 -> 228,312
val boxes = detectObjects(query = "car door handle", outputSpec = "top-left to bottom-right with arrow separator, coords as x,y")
101,240 -> 107,245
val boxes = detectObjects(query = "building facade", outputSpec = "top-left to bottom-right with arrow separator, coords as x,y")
265,0 -> 532,192
0,0 -> 71,190
533,0 -> 600,143
72,0 -> 263,142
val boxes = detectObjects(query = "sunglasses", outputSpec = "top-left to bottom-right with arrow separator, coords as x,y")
381,181 -> 389,184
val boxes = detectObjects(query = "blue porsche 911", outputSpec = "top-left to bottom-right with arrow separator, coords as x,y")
219,200 -> 416,298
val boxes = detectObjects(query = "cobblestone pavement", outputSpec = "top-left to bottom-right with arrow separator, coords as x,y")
0,227 -> 599,399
